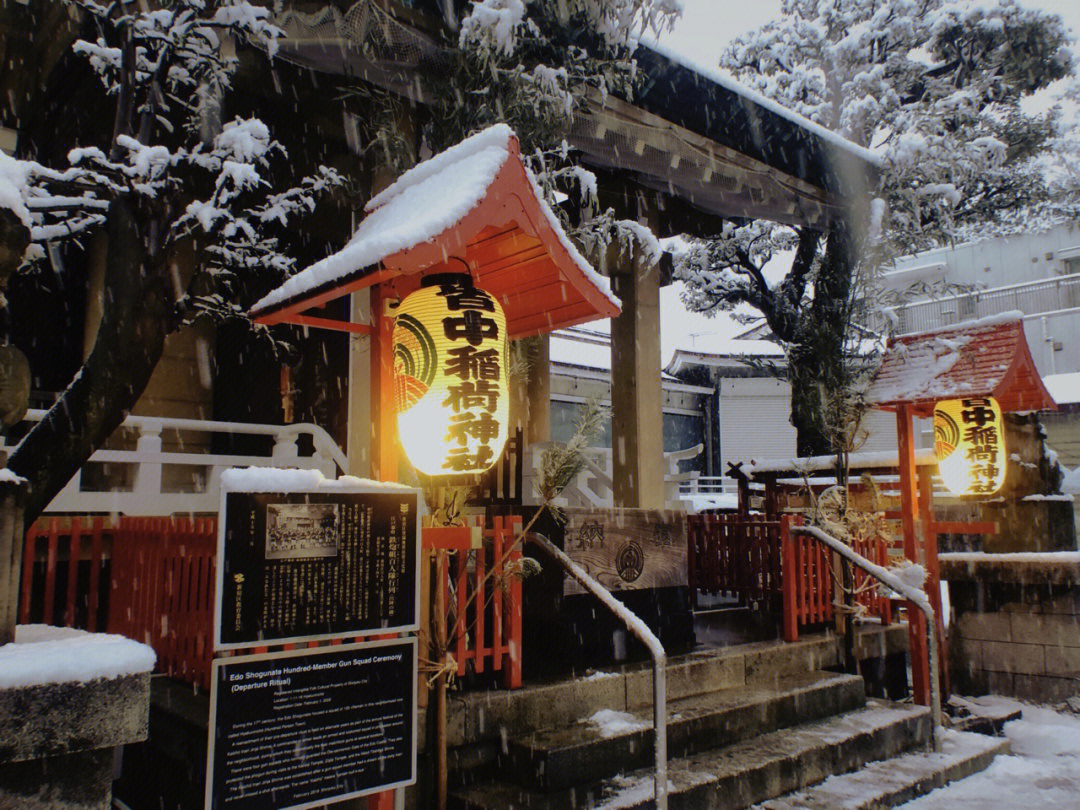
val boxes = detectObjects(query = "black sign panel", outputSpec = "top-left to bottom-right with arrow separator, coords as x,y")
206,639 -> 417,810
215,488 -> 419,649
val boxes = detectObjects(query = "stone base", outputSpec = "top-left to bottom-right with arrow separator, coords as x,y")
1,671 -> 149,810
0,749 -> 113,810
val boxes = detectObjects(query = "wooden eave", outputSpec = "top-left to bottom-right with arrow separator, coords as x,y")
250,134 -> 621,339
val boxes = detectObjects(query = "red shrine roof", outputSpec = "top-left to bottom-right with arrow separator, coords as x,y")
866,313 -> 1057,416
250,124 -> 621,338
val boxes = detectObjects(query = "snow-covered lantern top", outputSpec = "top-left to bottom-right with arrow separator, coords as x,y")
393,274 -> 509,475
248,124 -> 620,481
933,396 -> 1006,495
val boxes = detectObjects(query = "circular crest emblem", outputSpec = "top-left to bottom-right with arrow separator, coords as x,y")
616,541 -> 644,584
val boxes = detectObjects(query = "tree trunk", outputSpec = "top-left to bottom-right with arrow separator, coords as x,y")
787,222 -> 855,458
9,197 -> 172,526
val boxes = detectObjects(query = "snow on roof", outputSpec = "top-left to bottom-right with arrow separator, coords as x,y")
221,467 -> 418,494
640,38 -> 883,170
866,312 -> 1055,414
2,625 -> 156,688
250,124 -> 619,335
1044,372 -> 1080,406
550,329 -> 684,383
252,125 -> 515,315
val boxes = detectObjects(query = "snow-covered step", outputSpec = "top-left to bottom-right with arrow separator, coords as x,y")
755,729 -> 1009,809
505,671 -> 865,791
450,701 -> 931,810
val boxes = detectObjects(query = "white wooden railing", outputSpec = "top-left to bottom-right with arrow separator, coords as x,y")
1,410 -> 348,516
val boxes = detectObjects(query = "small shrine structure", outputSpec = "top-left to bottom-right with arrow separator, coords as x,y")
865,312 -> 1057,705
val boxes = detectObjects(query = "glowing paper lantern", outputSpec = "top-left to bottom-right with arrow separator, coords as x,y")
392,274 -> 509,476
933,397 -> 1006,495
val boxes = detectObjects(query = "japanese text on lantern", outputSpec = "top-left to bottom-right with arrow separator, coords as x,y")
934,396 -> 1005,496
439,282 -> 501,472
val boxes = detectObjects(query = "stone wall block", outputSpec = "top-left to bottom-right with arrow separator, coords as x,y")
979,640 -> 1046,676
1009,612 -> 1080,647
957,611 -> 1011,643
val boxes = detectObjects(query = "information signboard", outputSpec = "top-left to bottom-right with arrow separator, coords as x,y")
205,638 -> 417,810
562,508 -> 688,595
214,481 -> 420,649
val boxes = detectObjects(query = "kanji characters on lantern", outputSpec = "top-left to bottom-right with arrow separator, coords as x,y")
392,274 -> 509,475
934,396 -> 1006,496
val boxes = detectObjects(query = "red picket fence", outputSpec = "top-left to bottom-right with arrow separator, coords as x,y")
686,513 -> 785,607
687,512 -> 893,641
107,517 -> 217,688
20,517 -> 114,631
780,515 -> 893,642
423,515 -> 523,689
20,516 -> 217,689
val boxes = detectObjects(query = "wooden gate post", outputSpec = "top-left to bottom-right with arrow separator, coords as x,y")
0,475 -> 28,645
897,405 -> 930,706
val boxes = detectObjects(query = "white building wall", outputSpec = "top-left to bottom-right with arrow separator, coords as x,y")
719,377 -> 901,470
719,377 -> 797,469
884,223 -> 1080,376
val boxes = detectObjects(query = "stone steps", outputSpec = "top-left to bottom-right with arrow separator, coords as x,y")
756,729 -> 1010,809
451,701 -> 932,810
506,671 -> 865,791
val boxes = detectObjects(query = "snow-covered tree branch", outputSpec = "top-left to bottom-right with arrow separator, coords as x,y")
1,0 -> 342,523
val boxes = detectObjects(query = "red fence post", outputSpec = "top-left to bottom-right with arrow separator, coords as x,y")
502,515 -> 523,690
781,515 -> 798,642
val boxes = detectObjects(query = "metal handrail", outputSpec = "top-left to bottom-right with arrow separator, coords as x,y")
527,532 -> 668,810
793,525 -> 942,751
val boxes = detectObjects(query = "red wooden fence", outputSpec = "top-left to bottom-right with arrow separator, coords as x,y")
23,513 -> 528,693
687,512 -> 893,641
423,515 -> 523,689
21,516 -> 217,689
107,517 -> 217,688
781,515 -> 893,641
20,517 -> 113,631
687,513 -> 784,607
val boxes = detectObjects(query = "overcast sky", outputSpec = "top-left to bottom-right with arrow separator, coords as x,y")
651,0 -> 1080,360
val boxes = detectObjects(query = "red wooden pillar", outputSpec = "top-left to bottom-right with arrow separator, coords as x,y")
370,282 -> 399,810
369,285 -> 405,806
897,405 -> 930,705
371,283 -> 398,485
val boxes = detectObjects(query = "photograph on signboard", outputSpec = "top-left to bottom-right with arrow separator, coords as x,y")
265,503 -> 340,560
205,638 -> 417,810
214,479 -> 420,650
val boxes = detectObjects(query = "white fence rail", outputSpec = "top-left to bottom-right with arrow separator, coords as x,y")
884,272 -> 1080,335
2,410 -> 348,516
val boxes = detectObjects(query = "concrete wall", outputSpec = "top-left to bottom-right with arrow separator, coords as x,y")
884,222 -> 1080,377
944,556 -> 1080,703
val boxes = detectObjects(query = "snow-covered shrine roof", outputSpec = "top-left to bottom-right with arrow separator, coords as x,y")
250,125 -> 621,338
866,312 -> 1056,416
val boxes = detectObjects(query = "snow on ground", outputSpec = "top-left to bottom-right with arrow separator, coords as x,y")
901,698 -> 1080,809
585,708 -> 650,738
